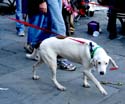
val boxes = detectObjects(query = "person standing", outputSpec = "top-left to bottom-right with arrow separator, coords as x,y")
62,0 -> 78,36
23,0 -> 50,53
15,0 -> 25,36
23,0 -> 66,52
45,0 -> 66,36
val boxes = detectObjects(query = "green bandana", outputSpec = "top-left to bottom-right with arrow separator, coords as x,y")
91,46 -> 101,58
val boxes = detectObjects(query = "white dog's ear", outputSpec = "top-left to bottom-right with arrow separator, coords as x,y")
108,56 -> 118,68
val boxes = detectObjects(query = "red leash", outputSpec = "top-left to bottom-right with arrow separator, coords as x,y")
7,16 -> 86,44
68,37 -> 85,44
7,16 -> 61,36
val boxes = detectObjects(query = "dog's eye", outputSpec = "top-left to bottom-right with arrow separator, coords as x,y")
98,62 -> 101,65
105,62 -> 108,65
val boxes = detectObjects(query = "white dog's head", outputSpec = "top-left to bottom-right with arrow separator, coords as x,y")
90,53 -> 118,75
91,55 -> 109,75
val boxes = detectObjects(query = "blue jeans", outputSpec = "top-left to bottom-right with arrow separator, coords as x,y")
46,0 -> 66,36
27,0 -> 66,47
16,0 -> 25,33
28,13 -> 51,47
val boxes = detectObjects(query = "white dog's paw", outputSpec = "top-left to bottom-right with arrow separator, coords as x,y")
83,83 -> 90,88
57,85 -> 66,91
100,88 -> 108,95
32,75 -> 40,80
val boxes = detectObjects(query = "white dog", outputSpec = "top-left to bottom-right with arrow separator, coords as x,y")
26,36 -> 118,95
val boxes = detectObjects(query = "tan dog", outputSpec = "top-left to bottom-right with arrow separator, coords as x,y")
26,37 -> 118,95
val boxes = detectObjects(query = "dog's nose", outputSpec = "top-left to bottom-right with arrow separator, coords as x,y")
100,71 -> 104,75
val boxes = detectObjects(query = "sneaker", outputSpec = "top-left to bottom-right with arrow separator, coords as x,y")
18,31 -> 25,37
57,59 -> 76,71
24,44 -> 34,53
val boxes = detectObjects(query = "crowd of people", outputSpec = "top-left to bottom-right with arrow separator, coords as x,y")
15,0 -> 125,70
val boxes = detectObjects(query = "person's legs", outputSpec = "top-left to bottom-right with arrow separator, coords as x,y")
62,9 -> 71,36
16,0 -> 25,36
24,13 -> 50,53
69,15 -> 75,35
107,9 -> 117,39
46,0 -> 66,36
119,18 -> 125,36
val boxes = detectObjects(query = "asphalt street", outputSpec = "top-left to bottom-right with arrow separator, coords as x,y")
0,6 -> 125,104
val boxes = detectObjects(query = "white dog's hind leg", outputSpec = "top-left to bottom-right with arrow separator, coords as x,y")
32,60 -> 42,80
83,70 -> 108,95
51,67 -> 66,91
51,65 -> 66,91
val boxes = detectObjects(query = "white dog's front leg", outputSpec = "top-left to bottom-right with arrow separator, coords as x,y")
83,73 -> 90,88
83,70 -> 108,95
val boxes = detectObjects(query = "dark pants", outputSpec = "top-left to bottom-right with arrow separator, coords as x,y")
62,8 -> 74,36
107,9 -> 117,38
119,18 -> 125,35
62,12 -> 71,36
107,9 -> 125,39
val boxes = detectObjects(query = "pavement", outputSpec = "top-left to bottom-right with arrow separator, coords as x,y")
0,7 -> 125,104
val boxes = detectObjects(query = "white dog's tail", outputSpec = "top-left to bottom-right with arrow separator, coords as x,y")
26,49 -> 40,61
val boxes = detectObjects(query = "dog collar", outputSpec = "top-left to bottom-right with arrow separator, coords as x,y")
89,42 -> 101,59
91,46 -> 101,58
